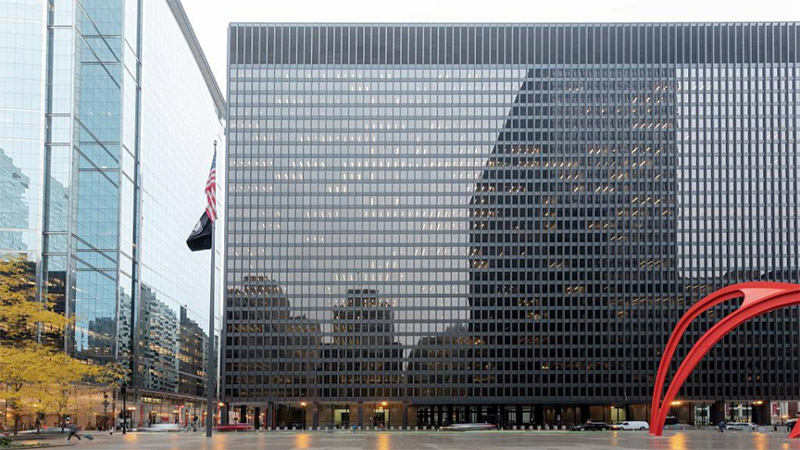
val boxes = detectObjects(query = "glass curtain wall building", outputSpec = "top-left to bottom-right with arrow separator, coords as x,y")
0,0 -> 225,430
223,23 -> 799,429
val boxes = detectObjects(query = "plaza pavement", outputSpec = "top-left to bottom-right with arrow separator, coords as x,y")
40,429 -> 800,450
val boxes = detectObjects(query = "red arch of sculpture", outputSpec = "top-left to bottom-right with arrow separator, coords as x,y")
649,281 -> 800,437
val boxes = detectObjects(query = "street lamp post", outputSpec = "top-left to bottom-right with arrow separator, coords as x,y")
102,392 -> 109,432
111,388 -> 117,435
121,383 -> 127,435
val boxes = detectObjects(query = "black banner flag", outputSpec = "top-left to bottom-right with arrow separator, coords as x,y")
186,212 -> 212,251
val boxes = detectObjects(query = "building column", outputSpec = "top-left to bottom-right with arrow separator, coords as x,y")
516,406 -> 523,427
752,401 -> 771,425
312,402 -> 319,429
402,402 -> 409,429
239,405 -> 247,424
579,405 -> 590,424
710,401 -> 725,424
358,401 -> 364,429
554,406 -> 562,426
254,407 -> 260,429
265,403 -> 273,430
534,405 -> 544,426
436,406 -> 443,427
222,404 -> 230,425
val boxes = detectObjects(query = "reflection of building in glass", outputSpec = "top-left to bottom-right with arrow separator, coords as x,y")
321,289 -> 403,398
0,148 -> 30,252
225,275 -> 321,400
407,325 -> 474,398
224,24 -> 800,430
179,305 -> 207,398
87,316 -> 117,359
117,289 -> 133,363
0,0 -> 224,430
139,286 -> 180,393
468,66 -> 678,398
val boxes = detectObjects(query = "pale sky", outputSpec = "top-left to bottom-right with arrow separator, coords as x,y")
181,0 -> 800,98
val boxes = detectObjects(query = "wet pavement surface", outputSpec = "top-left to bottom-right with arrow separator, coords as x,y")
63,429 -> 800,449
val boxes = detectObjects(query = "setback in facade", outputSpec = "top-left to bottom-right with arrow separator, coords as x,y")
223,23 -> 800,429
0,0 -> 225,430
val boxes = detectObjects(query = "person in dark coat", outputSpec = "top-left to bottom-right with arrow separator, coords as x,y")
67,424 -> 81,440
717,421 -> 726,433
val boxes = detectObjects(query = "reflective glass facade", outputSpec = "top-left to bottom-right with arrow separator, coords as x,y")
223,23 -> 800,426
1,0 -> 225,426
0,0 -> 46,261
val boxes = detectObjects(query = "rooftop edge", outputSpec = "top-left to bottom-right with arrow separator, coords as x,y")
167,0 -> 226,122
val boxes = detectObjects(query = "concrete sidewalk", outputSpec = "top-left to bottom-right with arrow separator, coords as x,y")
65,429 -> 800,449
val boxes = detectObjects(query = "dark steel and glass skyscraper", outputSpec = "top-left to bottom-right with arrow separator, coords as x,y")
224,23 -> 799,429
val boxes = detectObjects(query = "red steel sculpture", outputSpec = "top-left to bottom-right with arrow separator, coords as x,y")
649,281 -> 800,437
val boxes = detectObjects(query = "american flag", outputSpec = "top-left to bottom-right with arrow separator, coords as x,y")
204,151 -> 217,222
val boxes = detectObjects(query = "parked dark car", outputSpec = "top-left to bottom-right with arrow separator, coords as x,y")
570,422 -> 611,431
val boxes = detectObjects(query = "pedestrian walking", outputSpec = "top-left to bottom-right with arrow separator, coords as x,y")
67,424 -> 81,441
66,424 -> 94,442
717,421 -> 726,433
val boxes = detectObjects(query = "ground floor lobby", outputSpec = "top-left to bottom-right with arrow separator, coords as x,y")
222,400 -> 800,431
0,389 -> 215,433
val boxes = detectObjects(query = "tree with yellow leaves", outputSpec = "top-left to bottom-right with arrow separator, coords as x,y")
0,257 -> 67,344
0,256 -> 124,434
0,345 -> 71,433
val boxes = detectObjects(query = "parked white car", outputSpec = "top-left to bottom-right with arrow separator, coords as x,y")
139,423 -> 182,432
611,421 -> 650,431
725,422 -> 758,431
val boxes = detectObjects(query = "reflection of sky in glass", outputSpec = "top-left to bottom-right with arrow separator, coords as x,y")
138,0 -> 225,333
230,67 -> 526,348
133,0 -> 225,393
0,0 -> 46,257
69,0 -> 124,360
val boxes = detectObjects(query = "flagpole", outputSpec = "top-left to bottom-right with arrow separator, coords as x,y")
206,140 -> 217,438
